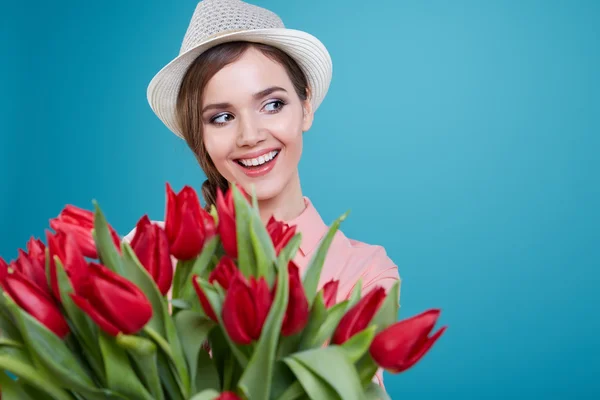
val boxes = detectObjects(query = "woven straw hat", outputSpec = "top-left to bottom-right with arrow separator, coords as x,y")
147,0 -> 333,139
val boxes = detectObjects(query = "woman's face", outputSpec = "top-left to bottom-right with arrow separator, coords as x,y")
200,47 -> 313,201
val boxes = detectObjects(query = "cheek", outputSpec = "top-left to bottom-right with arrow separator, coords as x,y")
203,132 -> 233,172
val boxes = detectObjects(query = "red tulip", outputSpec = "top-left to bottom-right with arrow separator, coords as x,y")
266,216 -> 297,255
130,215 -> 173,295
165,183 -> 216,260
11,247 -> 51,298
50,205 -> 120,259
208,256 -> 240,290
0,268 -> 70,338
215,185 -> 250,259
370,309 -> 446,373
26,237 -> 45,258
70,262 -> 153,336
331,286 -> 386,345
47,231 -> 90,300
192,256 -> 241,322
222,275 -> 273,344
281,261 -> 309,336
216,392 -> 242,400
216,187 -> 238,258
321,279 -> 339,308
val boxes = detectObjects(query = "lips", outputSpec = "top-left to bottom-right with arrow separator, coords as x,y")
233,149 -> 281,178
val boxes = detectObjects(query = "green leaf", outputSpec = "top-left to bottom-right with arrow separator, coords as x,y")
347,279 -> 363,309
277,232 -> 302,267
176,237 -> 219,304
302,211 -> 349,306
92,201 -> 123,275
195,277 -> 249,368
157,350 -> 185,400
121,243 -> 191,397
174,310 -> 217,393
356,354 -> 379,387
0,301 -> 22,344
288,347 -> 364,400
120,243 -> 167,337
194,349 -> 220,394
274,380 -> 305,400
232,184 -> 256,277
2,293 -> 96,392
172,259 -> 195,306
98,331 -> 154,400
369,281 -> 400,334
53,258 -> 104,380
0,346 -> 72,400
189,389 -> 220,400
249,219 -> 274,285
270,362 -> 300,400
339,326 -> 377,363
297,292 -> 327,351
302,300 -> 349,349
0,371 -> 36,400
364,382 -> 391,400
237,253 -> 290,400
283,357 -> 339,400
116,334 -> 164,400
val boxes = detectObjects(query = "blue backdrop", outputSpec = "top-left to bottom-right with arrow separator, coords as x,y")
1,0 -> 599,398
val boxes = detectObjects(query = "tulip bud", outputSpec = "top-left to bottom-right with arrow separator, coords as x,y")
215,185 -> 250,259
331,286 -> 386,345
50,205 -> 120,259
266,216 -> 297,255
369,309 -> 446,373
0,269 -> 70,338
281,261 -> 309,336
165,183 -> 216,260
130,215 -> 173,295
222,275 -> 273,344
47,231 -> 90,300
321,279 -> 339,309
216,187 -> 237,258
70,262 -> 153,336
208,256 -> 240,290
12,247 -> 51,297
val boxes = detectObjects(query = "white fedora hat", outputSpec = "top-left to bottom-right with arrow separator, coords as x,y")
147,0 -> 333,139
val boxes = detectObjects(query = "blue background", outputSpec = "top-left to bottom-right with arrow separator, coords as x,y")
1,0 -> 599,398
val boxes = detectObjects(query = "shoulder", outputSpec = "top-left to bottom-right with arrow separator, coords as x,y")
328,230 -> 401,295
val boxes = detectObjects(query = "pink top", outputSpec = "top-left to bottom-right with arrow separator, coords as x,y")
122,196 -> 401,387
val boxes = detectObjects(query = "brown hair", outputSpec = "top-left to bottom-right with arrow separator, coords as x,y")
175,41 -> 309,208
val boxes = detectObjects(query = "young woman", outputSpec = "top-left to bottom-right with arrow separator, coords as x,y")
124,0 -> 400,386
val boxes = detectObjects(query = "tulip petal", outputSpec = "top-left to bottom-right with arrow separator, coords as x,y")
322,280 -> 340,309
282,262 -> 309,336
209,256 -> 239,290
332,287 -> 386,344
222,276 -> 255,344
217,188 -> 238,258
2,272 -> 70,338
192,274 -> 218,322
165,182 -> 179,244
86,263 -> 153,335
70,293 -> 120,336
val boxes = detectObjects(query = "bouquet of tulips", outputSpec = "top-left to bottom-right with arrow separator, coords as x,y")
0,183 -> 445,400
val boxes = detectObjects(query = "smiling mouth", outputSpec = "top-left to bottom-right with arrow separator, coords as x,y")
235,150 -> 280,169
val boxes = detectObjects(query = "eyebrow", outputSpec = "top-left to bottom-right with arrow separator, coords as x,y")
202,86 -> 288,114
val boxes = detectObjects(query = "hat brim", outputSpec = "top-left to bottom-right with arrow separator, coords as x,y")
146,28 -> 332,139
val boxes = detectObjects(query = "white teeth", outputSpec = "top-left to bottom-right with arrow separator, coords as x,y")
239,150 -> 279,167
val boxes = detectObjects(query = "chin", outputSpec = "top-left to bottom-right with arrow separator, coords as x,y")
243,179 -> 285,201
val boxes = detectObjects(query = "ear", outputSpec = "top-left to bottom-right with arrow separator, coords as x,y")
301,92 -> 314,132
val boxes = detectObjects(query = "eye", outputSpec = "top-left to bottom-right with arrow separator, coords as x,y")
263,100 -> 285,113
210,113 -> 234,126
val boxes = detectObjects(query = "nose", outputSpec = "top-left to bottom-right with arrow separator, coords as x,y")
236,113 -> 266,148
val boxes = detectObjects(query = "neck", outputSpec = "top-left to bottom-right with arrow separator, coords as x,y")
257,172 -> 306,225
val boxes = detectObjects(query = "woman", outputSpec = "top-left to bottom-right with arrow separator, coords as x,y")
125,0 -> 400,386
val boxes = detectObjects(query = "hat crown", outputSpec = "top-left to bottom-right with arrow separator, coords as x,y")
180,0 -> 285,55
